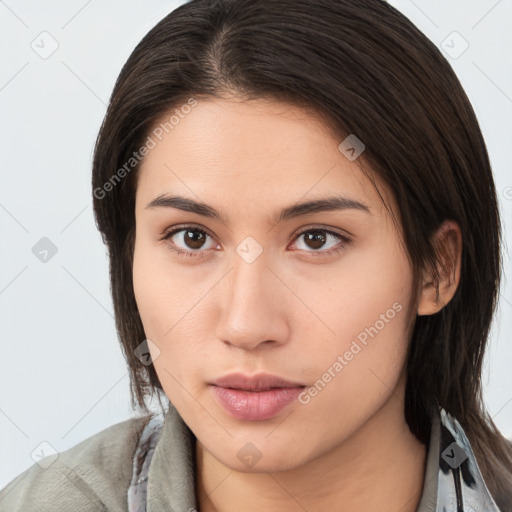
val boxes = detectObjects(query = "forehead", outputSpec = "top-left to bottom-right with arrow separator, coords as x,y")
135,97 -> 393,219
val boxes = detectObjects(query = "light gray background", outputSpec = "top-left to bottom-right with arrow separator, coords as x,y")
1,0 -> 511,489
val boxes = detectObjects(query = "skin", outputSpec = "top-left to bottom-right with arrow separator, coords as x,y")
132,96 -> 462,511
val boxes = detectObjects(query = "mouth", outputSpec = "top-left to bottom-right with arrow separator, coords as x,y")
209,372 -> 307,421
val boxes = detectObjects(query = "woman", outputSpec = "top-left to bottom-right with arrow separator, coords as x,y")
1,0 -> 511,511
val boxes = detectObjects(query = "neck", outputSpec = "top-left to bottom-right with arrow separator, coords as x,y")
195,390 -> 428,512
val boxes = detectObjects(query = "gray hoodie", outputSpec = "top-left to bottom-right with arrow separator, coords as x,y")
0,403 -> 510,511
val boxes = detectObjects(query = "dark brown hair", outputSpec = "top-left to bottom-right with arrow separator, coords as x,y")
91,0 -> 512,505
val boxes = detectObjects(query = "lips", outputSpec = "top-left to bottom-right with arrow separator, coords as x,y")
210,372 -> 306,421
211,372 -> 306,391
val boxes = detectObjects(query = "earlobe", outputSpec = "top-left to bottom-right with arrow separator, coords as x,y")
417,220 -> 462,317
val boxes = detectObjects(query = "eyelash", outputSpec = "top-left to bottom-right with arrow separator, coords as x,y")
159,224 -> 351,259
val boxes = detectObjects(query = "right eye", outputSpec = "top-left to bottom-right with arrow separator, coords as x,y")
160,225 -> 220,258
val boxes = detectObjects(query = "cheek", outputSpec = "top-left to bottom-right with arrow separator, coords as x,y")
297,235 -> 412,339
133,237 -> 187,329
132,239 -> 208,386
132,239 -> 184,365
295,240 -> 413,400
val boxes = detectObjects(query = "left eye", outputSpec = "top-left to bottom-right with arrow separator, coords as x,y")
160,226 -> 350,258
293,229 -> 349,253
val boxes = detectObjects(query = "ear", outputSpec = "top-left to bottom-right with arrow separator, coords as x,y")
417,220 -> 462,316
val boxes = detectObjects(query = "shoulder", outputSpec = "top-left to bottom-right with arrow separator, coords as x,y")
0,414 -> 152,512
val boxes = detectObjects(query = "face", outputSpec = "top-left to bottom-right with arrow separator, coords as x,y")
132,96 -> 417,472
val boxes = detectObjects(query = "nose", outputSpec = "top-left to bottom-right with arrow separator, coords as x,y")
215,252 -> 290,351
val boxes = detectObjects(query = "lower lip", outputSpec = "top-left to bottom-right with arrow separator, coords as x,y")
211,385 -> 305,421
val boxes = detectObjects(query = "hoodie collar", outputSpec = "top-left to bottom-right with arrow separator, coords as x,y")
430,407 -> 501,511
127,403 -> 501,512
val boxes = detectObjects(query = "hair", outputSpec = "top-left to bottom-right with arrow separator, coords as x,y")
91,0 -> 512,506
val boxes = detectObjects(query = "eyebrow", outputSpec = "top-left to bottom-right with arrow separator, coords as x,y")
145,194 -> 371,224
